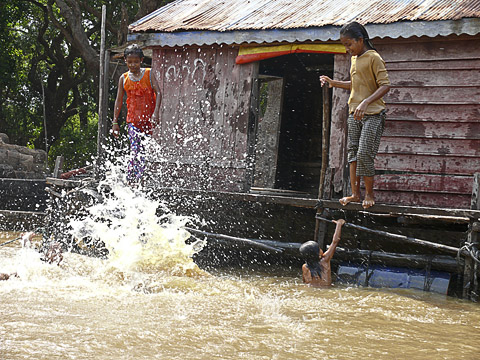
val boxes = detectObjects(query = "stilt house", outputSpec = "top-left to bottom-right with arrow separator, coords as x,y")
128,0 -> 480,209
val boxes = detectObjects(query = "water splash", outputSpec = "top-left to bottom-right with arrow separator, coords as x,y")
68,158 -> 207,281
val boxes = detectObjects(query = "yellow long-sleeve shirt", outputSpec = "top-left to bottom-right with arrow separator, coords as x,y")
348,50 -> 390,115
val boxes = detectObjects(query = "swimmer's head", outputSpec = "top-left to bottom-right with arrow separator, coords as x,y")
299,241 -> 323,262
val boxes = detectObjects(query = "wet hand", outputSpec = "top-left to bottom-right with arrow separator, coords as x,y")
111,122 -> 120,138
319,75 -> 333,88
333,219 -> 346,226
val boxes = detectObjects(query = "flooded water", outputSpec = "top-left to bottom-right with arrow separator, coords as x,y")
1,231 -> 479,360
2,153 -> 479,360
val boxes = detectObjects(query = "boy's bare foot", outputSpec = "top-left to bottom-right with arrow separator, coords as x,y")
362,194 -> 375,209
339,195 -> 360,206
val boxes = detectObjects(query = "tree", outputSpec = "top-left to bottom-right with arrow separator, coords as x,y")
0,0 -> 173,169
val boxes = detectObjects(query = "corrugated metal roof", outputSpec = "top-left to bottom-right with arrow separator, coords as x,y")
129,0 -> 480,33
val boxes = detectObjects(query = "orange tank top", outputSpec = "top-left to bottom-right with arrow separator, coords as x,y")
123,68 -> 156,134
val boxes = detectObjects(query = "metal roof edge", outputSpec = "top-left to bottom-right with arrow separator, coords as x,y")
127,18 -> 480,47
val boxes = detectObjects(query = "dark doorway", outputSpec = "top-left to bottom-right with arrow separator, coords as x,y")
251,53 -> 334,196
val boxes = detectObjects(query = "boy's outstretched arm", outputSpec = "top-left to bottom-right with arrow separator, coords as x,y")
322,219 -> 345,262
112,75 -> 125,138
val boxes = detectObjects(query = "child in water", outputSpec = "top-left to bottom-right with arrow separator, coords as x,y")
320,22 -> 391,209
300,219 -> 345,287
112,44 -> 162,183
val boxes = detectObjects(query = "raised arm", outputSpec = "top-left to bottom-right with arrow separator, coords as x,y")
112,75 -> 125,138
322,219 -> 345,262
320,75 -> 351,90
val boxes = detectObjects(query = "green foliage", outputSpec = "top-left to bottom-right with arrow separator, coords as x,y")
48,113 -> 99,170
0,0 -> 175,173
0,1 -> 43,146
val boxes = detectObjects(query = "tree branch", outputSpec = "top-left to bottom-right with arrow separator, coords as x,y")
52,0 -> 99,74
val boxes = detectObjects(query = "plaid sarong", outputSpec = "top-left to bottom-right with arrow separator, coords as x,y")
347,111 -> 386,177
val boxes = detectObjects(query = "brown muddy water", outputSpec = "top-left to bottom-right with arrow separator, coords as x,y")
1,231 -> 479,360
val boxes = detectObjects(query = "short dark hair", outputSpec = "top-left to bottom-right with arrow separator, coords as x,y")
124,44 -> 144,59
340,21 -> 376,50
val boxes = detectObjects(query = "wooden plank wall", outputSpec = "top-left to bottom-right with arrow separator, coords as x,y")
329,54 -> 350,193
377,36 -> 480,208
330,35 -> 480,208
151,45 -> 256,192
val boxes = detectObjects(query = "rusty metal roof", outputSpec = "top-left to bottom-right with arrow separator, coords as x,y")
129,0 -> 480,33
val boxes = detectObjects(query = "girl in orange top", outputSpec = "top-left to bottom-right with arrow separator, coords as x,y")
112,44 -> 162,183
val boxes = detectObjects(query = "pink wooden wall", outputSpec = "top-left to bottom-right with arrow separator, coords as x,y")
151,45 -> 256,192
330,35 -> 480,208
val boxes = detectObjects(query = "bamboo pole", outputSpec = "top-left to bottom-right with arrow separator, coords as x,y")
96,5 -> 107,174
316,215 -> 461,255
184,227 -> 284,253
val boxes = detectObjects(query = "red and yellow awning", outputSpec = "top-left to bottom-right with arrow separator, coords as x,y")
236,44 -> 346,64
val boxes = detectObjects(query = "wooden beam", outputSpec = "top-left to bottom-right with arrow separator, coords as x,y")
46,177 -> 83,188
317,199 -> 480,219
333,247 -> 461,274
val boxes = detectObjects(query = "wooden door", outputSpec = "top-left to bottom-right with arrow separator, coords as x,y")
253,76 -> 284,188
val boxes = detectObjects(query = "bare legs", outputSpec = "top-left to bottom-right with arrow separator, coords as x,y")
339,161 -> 375,209
339,162 -> 360,205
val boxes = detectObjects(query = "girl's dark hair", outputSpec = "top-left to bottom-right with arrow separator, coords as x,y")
299,241 -> 323,278
340,21 -> 376,50
124,44 -> 144,58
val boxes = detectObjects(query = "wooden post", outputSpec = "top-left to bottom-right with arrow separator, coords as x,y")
313,85 -> 332,248
464,173 -> 480,300
318,85 -> 331,198
315,168 -> 334,250
96,5 -> 107,175
53,156 -> 64,178
245,63 -> 260,190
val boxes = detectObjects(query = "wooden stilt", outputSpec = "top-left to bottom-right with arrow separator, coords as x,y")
314,84 -> 331,249
464,173 -> 480,300
318,85 -> 331,198
315,168 -> 334,250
